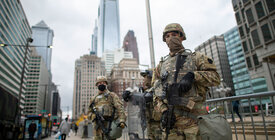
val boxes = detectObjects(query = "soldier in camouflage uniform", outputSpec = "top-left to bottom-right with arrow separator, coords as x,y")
152,23 -> 220,140
123,70 -> 162,140
89,76 -> 126,140
140,70 -> 162,140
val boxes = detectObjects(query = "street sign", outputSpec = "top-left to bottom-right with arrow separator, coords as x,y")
41,110 -> 46,113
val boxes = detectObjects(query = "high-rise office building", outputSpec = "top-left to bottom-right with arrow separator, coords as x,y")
72,54 -> 106,120
52,91 -> 62,124
97,0 -> 120,57
24,47 -> 50,115
110,58 -> 143,98
102,48 -> 133,75
195,36 -> 234,98
232,0 -> 275,91
0,0 -> 32,109
122,30 -> 139,64
223,26 -> 254,96
31,20 -> 54,72
91,20 -> 98,55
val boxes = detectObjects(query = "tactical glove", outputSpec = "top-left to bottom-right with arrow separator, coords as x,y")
144,92 -> 153,103
161,111 -> 176,129
178,72 -> 194,93
117,122 -> 127,129
122,91 -> 131,102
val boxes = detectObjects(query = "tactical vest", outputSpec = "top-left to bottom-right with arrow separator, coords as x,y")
92,92 -> 115,119
156,51 -> 204,111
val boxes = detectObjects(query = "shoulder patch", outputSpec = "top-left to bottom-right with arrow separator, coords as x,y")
208,58 -> 213,64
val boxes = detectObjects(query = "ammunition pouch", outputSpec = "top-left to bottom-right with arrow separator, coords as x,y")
168,97 -> 195,110
97,105 -> 113,117
167,83 -> 195,110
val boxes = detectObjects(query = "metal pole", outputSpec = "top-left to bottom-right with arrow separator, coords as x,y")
260,98 -> 268,140
248,99 -> 257,140
145,0 -> 155,68
17,38 -> 33,125
43,85 -> 48,112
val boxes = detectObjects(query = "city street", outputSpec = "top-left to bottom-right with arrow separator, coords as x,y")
43,131 -> 92,140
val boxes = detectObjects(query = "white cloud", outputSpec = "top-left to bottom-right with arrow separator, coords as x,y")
21,0 -> 236,113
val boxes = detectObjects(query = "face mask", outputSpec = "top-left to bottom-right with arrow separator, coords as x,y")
166,36 -> 183,54
98,84 -> 106,91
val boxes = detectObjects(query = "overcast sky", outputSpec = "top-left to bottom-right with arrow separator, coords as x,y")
21,0 -> 236,115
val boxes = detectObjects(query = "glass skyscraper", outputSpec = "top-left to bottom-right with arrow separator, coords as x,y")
31,20 -> 54,72
91,20 -> 98,55
98,0 -> 120,57
224,26 -> 269,106
223,26 -> 253,96
0,0 -> 32,105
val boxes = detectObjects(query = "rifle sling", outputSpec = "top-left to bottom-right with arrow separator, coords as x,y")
174,54 -> 187,83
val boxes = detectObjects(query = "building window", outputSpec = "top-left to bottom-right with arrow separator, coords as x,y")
248,38 -> 253,50
235,12 -> 241,23
255,1 -> 265,19
261,24 -> 272,42
251,29 -> 261,46
242,41 -> 248,52
265,0 -> 275,13
245,8 -> 255,24
252,54 -> 260,66
246,57 -> 252,68
238,26 -> 245,38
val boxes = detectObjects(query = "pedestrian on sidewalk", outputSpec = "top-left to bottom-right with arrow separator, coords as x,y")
28,120 -> 37,140
232,100 -> 242,122
60,118 -> 70,140
74,122 -> 78,136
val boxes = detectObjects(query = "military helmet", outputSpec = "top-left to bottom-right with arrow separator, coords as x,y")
95,76 -> 108,86
162,23 -> 186,42
140,69 -> 153,78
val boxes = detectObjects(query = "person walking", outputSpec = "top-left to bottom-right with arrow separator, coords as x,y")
59,118 -> 70,140
232,100 -> 242,122
28,120 -> 37,140
74,122 -> 78,136
152,23 -> 220,139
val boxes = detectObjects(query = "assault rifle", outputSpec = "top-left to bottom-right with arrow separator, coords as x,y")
90,105 -> 111,139
123,90 -> 153,140
161,54 -> 195,140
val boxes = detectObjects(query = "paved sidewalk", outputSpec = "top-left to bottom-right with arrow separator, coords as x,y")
43,131 -> 92,140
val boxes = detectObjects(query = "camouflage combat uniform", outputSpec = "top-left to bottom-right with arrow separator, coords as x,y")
89,76 -> 126,140
152,23 -> 220,140
142,72 -> 162,140
152,51 -> 220,140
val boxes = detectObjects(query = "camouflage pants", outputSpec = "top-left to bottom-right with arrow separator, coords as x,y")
93,127 -> 106,140
162,117 -> 201,140
93,123 -> 116,140
93,129 -> 116,140
147,121 -> 162,140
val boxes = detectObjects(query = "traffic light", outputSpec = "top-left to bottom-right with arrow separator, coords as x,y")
48,113 -> 51,117
38,114 -> 42,116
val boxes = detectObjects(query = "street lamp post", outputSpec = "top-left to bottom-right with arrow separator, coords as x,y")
17,38 -> 33,125
1,38 -> 53,125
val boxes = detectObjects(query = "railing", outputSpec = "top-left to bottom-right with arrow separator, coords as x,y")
206,91 -> 275,140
